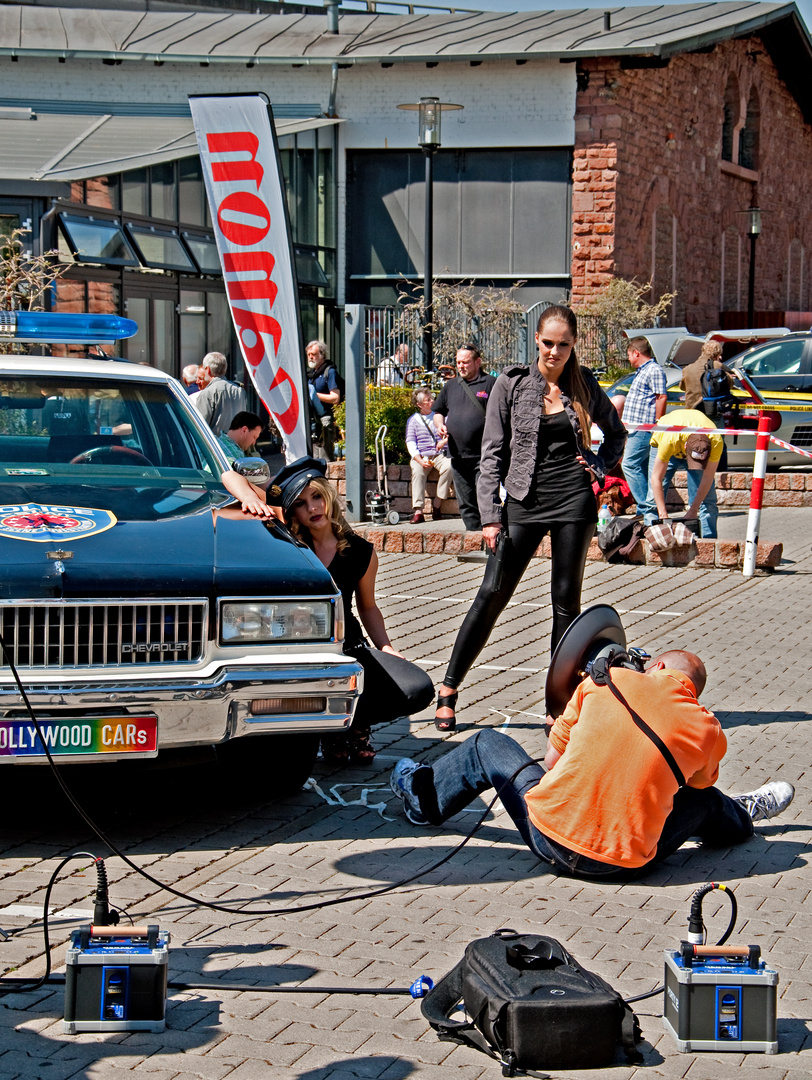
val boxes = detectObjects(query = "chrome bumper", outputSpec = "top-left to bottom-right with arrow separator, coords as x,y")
0,661 -> 363,760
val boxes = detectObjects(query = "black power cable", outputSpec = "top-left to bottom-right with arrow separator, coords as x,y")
0,629 -> 539,971
0,853 -> 97,993
623,882 -> 739,1005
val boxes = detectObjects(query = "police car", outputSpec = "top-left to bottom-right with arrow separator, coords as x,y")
0,313 -> 360,791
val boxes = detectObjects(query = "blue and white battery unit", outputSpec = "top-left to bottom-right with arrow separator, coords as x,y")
63,924 -> 169,1034
663,943 -> 778,1053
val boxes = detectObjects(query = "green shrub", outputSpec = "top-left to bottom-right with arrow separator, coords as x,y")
334,388 -> 414,464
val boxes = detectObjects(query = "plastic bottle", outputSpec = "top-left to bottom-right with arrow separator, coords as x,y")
597,505 -> 612,533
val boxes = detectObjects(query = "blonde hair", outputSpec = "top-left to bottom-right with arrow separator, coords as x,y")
285,476 -> 351,555
698,340 -> 723,364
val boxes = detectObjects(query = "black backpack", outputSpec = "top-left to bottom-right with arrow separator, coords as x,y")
309,363 -> 345,404
421,930 -> 641,1075
700,362 -> 731,416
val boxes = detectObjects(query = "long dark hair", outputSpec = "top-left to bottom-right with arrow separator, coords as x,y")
536,304 -> 592,436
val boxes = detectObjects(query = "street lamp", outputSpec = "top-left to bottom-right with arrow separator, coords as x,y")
744,205 -> 761,329
396,96 -> 463,370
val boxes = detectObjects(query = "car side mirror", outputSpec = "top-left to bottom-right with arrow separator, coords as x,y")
233,457 -> 270,485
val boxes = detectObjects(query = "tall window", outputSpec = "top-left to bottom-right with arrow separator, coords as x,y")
721,74 -> 739,162
739,87 -> 760,171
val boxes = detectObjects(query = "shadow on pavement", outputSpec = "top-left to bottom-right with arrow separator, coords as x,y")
296,1058 -> 416,1079
333,842 -> 549,886
716,710 -> 810,727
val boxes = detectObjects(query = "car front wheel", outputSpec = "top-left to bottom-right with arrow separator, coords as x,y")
215,732 -> 320,797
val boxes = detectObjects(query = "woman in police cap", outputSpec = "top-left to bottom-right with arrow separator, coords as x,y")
267,456 -> 433,764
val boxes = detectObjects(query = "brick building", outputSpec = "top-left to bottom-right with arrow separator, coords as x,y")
572,28 -> 812,329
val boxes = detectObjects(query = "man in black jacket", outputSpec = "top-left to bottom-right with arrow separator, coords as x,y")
433,344 -> 496,530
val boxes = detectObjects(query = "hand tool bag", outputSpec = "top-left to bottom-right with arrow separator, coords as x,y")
421,929 -> 641,1075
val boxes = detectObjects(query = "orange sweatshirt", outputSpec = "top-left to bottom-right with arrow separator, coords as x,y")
525,668 -> 727,868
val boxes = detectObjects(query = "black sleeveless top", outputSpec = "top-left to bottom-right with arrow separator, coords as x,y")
325,532 -> 374,648
506,409 -> 596,525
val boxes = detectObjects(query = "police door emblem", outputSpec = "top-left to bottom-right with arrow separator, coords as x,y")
0,503 -> 117,542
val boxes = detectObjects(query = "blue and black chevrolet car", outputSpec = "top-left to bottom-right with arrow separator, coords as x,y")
0,337 -> 360,792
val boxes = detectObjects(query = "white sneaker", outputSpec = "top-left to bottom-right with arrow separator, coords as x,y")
732,781 -> 795,822
389,758 -> 429,826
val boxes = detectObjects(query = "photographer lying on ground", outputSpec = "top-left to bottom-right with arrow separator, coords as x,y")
390,650 -> 794,880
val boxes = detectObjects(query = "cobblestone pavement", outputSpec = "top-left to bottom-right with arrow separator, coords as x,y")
1,507 -> 810,1080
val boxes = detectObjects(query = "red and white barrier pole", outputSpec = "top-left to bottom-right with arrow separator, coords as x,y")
742,412 -> 772,577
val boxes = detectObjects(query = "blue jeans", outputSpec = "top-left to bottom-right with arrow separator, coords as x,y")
409,729 -> 753,880
645,455 -> 718,538
622,430 -> 655,517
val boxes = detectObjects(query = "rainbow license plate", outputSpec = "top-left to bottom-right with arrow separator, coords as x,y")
0,716 -> 158,759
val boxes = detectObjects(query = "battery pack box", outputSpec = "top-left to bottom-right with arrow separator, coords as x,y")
63,924 -> 169,1034
663,944 -> 778,1054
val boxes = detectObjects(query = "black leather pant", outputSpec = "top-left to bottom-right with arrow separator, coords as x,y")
442,519 -> 595,690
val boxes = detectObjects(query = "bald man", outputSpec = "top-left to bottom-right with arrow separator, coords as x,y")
391,650 -> 794,880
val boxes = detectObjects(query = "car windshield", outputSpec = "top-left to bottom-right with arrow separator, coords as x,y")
0,375 -> 224,486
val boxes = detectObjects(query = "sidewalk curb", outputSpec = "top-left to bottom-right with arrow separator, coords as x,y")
353,524 -> 783,570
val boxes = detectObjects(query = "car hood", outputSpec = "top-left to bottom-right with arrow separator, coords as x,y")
0,480 -> 337,600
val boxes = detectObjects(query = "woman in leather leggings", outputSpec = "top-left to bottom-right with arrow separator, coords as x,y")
434,305 -> 626,731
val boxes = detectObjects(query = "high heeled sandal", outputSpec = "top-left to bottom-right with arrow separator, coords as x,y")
347,726 -> 376,765
434,691 -> 458,732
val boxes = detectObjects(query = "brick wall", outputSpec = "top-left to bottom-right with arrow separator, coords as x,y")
327,461 -> 459,520
571,36 -> 812,329
327,461 -> 812,522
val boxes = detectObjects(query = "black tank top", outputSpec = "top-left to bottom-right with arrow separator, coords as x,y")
506,410 -> 596,525
325,532 -> 374,648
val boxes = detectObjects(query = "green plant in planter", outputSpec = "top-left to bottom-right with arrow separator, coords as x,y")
334,387 -> 414,464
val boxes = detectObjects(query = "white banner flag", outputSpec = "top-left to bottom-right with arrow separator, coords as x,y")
189,94 -> 309,460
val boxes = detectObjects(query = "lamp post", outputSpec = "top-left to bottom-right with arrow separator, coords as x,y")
745,205 -> 761,329
396,96 -> 463,370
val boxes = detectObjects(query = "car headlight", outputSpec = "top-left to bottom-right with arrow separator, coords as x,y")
221,600 -> 334,644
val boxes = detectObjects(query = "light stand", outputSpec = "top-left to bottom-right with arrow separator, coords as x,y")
396,96 -> 463,370
745,205 -> 761,329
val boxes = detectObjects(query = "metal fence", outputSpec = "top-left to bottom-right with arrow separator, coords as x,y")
524,303 -> 628,372
365,304 -> 627,393
364,304 -> 527,392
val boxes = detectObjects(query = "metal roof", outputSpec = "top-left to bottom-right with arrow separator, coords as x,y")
0,113 -> 342,181
0,3 -> 806,63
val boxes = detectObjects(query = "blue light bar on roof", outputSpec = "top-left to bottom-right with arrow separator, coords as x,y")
0,311 -> 138,343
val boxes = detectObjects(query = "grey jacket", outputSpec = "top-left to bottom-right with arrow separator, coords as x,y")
477,361 -> 626,525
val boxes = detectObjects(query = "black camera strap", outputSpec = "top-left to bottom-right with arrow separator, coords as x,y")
590,655 -> 686,788
457,374 -> 488,413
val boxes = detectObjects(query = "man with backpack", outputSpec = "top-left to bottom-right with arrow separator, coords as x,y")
680,340 -> 734,414
306,339 -> 342,461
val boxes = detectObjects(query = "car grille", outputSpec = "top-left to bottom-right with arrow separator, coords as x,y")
0,601 -> 207,669
789,425 -> 812,448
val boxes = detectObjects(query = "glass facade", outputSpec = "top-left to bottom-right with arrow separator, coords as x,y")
50,138 -> 337,379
